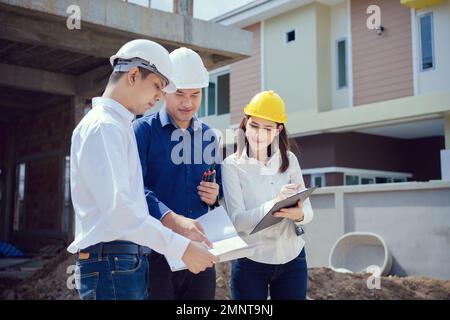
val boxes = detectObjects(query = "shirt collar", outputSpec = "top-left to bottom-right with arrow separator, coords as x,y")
159,107 -> 202,131
238,147 -> 281,168
92,97 -> 135,123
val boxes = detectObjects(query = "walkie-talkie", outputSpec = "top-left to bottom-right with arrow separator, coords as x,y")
201,162 -> 218,209
295,224 -> 305,236
201,137 -> 220,209
202,135 -> 221,183
201,162 -> 216,183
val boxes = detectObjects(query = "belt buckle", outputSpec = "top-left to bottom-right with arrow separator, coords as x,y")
79,252 -> 90,260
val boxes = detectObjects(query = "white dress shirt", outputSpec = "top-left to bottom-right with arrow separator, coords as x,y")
67,97 -> 190,259
222,150 -> 314,265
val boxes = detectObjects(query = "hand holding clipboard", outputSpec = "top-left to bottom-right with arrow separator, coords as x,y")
250,187 -> 317,235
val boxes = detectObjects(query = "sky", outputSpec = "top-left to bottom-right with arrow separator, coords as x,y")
127,0 -> 255,20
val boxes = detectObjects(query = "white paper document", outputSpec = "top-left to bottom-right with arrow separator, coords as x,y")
165,206 -> 258,272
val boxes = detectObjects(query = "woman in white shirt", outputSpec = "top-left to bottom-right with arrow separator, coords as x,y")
222,90 -> 314,300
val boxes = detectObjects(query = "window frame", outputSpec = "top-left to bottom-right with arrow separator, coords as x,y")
336,37 -> 348,90
285,29 -> 296,44
198,70 -> 230,118
13,162 -> 27,231
345,174 -> 407,186
62,155 -> 73,233
345,174 -> 360,186
311,173 -> 326,188
360,177 -> 375,185
418,12 -> 436,72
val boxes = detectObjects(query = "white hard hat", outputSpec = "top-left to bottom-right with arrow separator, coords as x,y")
110,39 -> 177,93
169,47 -> 209,89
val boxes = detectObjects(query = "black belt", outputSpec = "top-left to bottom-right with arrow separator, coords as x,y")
80,241 -> 152,256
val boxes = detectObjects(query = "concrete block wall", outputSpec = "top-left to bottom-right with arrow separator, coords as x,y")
303,181 -> 450,280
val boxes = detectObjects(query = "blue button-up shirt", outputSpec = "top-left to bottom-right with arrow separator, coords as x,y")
133,107 -> 222,220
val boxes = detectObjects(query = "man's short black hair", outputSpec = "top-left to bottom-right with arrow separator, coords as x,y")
108,66 -> 152,84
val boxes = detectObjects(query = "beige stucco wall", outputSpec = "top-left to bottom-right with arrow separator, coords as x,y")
264,3 -> 318,115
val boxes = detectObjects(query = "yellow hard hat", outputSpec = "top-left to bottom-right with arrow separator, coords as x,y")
243,90 -> 287,124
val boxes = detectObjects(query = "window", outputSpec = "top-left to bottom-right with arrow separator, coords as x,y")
419,13 -> 435,71
83,107 -> 91,115
198,72 -> 230,117
346,175 -> 405,186
62,156 -> 72,233
207,82 -> 216,116
345,175 -> 359,186
311,174 -> 325,187
375,177 -> 391,184
337,39 -> 347,89
217,74 -> 230,115
361,177 -> 374,185
286,30 -> 296,43
13,163 -> 26,231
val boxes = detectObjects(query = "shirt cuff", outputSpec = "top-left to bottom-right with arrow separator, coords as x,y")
160,209 -> 172,221
147,200 -> 171,220
164,232 -> 191,260
296,207 -> 313,225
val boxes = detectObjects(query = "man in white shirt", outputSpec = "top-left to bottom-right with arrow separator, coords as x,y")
68,39 -> 217,300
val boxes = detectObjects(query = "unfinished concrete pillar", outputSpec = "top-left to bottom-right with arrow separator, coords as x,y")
441,112 -> 450,181
1,123 -> 15,242
445,112 -> 450,150
173,0 -> 193,16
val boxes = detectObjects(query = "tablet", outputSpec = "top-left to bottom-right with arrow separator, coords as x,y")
250,187 -> 317,235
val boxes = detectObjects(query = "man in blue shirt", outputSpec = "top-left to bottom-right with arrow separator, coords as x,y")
133,47 -> 222,300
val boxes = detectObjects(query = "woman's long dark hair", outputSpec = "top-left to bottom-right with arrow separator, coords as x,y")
237,115 -> 291,173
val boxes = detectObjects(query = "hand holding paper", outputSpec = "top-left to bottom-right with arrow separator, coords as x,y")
166,206 -> 259,272
181,241 -> 218,274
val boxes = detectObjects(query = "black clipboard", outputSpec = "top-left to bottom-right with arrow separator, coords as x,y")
250,187 -> 317,235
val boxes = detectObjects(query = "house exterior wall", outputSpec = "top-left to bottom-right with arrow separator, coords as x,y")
415,1 -> 450,95
305,181 -> 450,279
230,23 -> 261,126
264,4 -> 318,114
351,0 -> 414,106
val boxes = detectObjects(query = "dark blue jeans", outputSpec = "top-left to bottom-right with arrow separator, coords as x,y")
147,251 -> 216,300
231,248 -> 308,300
75,252 -> 149,300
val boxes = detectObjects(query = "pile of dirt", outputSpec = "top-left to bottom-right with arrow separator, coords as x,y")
1,254 -> 450,300
216,262 -> 450,300
307,267 -> 450,300
0,251 -> 78,300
